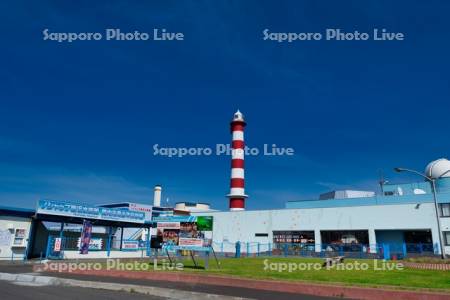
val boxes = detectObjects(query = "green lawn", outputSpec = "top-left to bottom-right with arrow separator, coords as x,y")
141,257 -> 450,291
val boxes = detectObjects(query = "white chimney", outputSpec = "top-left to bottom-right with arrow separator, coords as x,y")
153,185 -> 162,207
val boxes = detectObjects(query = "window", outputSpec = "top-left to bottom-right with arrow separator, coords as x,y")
255,233 -> 269,237
13,229 -> 26,246
444,232 -> 450,246
440,203 -> 450,217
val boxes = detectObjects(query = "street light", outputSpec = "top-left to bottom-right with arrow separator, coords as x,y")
394,167 -> 447,259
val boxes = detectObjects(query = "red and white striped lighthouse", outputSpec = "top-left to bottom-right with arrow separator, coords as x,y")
227,110 -> 248,211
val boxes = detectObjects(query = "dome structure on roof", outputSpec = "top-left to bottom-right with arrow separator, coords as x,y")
425,158 -> 450,179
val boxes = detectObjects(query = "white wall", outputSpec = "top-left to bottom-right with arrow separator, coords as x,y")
439,217 -> 450,255
0,216 -> 32,260
193,203 -> 443,253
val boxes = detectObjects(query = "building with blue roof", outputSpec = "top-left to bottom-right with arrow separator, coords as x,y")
193,159 -> 450,258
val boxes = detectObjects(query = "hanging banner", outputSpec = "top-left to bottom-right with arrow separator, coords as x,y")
79,220 -> 93,254
54,237 -> 62,251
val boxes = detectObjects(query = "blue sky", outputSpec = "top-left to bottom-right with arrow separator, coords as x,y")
0,0 -> 449,210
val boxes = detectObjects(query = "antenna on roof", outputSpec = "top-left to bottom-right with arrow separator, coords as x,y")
378,169 -> 388,195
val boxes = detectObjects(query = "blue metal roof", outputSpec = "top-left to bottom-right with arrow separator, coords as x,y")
0,205 -> 35,218
287,178 -> 450,210
286,192 -> 450,209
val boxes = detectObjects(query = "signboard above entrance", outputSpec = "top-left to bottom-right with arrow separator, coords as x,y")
37,199 -> 145,224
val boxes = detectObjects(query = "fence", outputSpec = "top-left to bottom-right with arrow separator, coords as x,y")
45,236 -> 150,259
41,236 -> 441,260
211,241 -> 440,260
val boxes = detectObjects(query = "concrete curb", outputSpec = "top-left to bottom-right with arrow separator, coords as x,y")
0,272 -> 250,300
45,269 -> 450,300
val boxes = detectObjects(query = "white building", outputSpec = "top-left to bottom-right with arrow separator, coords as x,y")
193,159 -> 450,257
0,207 -> 34,260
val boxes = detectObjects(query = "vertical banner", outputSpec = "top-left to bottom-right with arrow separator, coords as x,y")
54,237 -> 62,251
79,220 -> 93,254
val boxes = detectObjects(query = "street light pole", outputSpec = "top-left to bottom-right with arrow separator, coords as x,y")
394,167 -> 446,259
430,178 -> 446,259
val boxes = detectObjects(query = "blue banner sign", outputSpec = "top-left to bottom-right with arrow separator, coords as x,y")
37,199 -> 145,223
152,215 -> 197,222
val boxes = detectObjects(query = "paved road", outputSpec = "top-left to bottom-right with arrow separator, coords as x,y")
0,263 -> 337,300
0,280 -> 167,300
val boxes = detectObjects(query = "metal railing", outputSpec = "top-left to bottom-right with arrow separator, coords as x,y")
211,241 -> 440,260
44,236 -> 150,259
40,237 -> 441,260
